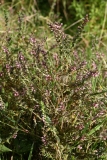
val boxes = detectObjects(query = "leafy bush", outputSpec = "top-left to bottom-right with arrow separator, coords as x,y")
0,5 -> 107,160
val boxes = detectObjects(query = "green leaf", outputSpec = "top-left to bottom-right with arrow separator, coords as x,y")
87,123 -> 103,136
28,143 -> 34,160
0,144 -> 12,153
5,102 -> 8,108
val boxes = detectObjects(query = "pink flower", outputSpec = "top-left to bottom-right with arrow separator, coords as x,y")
77,145 -> 82,150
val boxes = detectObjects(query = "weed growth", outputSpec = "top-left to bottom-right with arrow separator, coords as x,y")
0,6 -> 107,160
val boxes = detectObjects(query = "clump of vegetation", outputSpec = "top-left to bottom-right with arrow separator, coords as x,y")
0,1 -> 107,160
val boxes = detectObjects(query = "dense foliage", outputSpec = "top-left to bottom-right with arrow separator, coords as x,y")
0,1 -> 107,160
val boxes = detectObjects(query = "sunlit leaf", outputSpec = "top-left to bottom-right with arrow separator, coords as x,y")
0,144 -> 12,153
